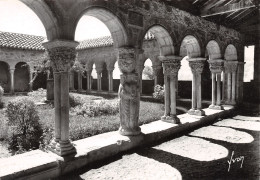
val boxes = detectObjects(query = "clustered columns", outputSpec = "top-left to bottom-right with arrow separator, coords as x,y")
152,65 -> 162,86
117,47 -> 141,136
187,58 -> 206,116
86,68 -> 93,92
159,56 -> 182,124
107,66 -> 114,92
43,40 -> 78,156
9,68 -> 15,94
208,60 -> 224,110
96,66 -> 103,92
224,61 -> 238,105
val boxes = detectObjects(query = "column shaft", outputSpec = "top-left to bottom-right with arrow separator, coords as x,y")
10,69 -> 15,94
69,72 -> 74,90
164,75 -> 170,117
227,72 -> 232,102
29,71 -> 33,92
170,76 -> 176,115
97,73 -> 102,91
231,72 -> 236,104
196,73 -> 202,110
87,72 -> 92,91
192,73 -> 197,110
108,70 -> 113,92
53,73 -> 61,143
77,71 -> 82,91
211,73 -> 216,106
222,72 -> 226,101
216,73 -> 222,106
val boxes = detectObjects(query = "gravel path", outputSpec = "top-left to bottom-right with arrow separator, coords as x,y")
58,115 -> 260,180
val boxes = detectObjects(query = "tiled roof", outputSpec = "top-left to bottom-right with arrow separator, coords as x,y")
0,31 -> 45,50
0,31 -> 155,51
77,36 -> 113,50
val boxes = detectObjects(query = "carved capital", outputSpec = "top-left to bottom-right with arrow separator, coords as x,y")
43,40 -> 79,72
224,61 -> 238,73
117,47 -> 136,73
159,56 -> 182,76
208,59 -> 224,73
187,58 -> 206,74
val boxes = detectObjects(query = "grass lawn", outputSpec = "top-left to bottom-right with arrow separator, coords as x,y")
0,89 -> 169,145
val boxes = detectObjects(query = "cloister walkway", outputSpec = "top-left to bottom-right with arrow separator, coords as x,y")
57,115 -> 260,180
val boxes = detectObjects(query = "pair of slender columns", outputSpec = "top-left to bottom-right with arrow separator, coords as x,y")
107,69 -> 114,92
96,70 -> 102,91
224,61 -> 238,105
159,56 -> 182,124
77,71 -> 82,92
187,58 -> 206,116
43,40 -> 78,157
86,70 -> 92,91
208,60 -> 224,110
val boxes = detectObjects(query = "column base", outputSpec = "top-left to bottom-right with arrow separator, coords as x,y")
188,109 -> 205,116
119,126 -> 141,136
48,139 -> 76,157
209,104 -> 224,110
161,115 -> 180,124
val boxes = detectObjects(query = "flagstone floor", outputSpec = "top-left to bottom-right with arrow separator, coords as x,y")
56,115 -> 260,180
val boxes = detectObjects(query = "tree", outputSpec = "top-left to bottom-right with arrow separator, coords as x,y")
142,66 -> 154,80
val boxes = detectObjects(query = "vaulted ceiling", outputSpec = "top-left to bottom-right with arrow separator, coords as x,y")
162,0 -> 259,45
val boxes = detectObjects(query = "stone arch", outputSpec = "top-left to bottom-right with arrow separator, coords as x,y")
180,35 -> 201,58
0,61 -> 10,92
141,25 -> 175,56
74,7 -> 128,48
206,40 -> 222,60
14,62 -> 30,92
18,0 -> 59,40
224,44 -> 238,61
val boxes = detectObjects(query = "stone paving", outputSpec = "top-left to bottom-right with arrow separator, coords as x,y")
57,115 -> 260,180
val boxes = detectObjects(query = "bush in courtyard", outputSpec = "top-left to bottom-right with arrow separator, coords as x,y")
0,86 -> 4,108
6,97 -> 43,153
69,94 -> 83,107
72,99 -> 119,117
153,84 -> 164,102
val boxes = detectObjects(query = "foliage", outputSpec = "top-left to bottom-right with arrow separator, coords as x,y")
0,86 -> 4,108
71,99 -> 119,117
5,97 -> 43,153
142,66 -> 154,80
69,93 -> 84,108
153,84 -> 164,101
28,88 -> 47,103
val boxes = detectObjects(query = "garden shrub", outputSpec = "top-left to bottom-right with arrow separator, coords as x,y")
153,84 -> 164,102
69,94 -> 83,107
0,86 -> 4,108
72,99 -> 119,117
6,97 -> 43,153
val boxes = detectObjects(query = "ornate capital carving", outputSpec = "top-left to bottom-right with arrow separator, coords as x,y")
117,47 -> 136,73
208,59 -> 224,73
187,58 -> 206,74
43,40 -> 79,72
159,56 -> 182,77
224,61 -> 238,73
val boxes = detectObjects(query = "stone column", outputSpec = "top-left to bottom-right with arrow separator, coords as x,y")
208,60 -> 224,110
136,65 -> 144,95
224,61 -> 238,105
86,68 -> 92,92
43,40 -> 78,156
69,70 -> 75,91
107,68 -> 114,92
236,62 -> 245,104
10,68 -> 15,94
187,58 -> 206,116
117,47 -> 141,136
77,70 -> 82,92
96,68 -> 103,92
29,69 -> 34,92
152,65 -> 162,86
159,56 -> 182,123
222,72 -> 226,101
231,61 -> 238,105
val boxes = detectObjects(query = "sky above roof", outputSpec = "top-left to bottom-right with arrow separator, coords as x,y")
0,0 -> 111,41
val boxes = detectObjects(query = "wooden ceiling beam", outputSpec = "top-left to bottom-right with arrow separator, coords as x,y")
201,0 -> 256,17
